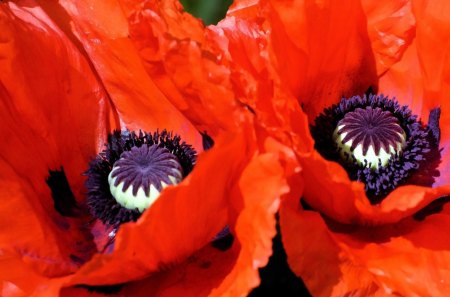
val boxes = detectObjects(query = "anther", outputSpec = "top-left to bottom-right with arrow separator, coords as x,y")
333,107 -> 406,169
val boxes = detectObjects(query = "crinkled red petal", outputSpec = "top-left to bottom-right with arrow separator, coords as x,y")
120,0 -> 245,136
0,3 -> 114,289
281,196 -> 450,296
63,131 -> 245,286
265,0 -> 378,119
362,0 -> 416,75
280,201 -> 385,296
112,143 -> 288,297
59,0 -> 203,150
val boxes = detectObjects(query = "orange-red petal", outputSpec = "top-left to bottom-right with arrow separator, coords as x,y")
281,195 -> 450,296
280,202 -> 384,297
43,128 -> 289,297
0,2 -> 114,287
119,0 -> 255,136
59,0 -> 203,150
264,0 -> 378,119
380,0 -> 450,188
277,0 -> 450,294
362,0 -> 416,75
264,0 -> 450,225
113,142 -> 288,297
227,0 -> 263,20
299,150 -> 450,225
210,146 -> 288,295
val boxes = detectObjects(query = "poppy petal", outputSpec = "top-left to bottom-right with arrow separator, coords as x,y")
280,196 -> 450,296
0,1 -> 113,281
412,0 -> 450,113
58,0 -> 203,149
211,15 -> 315,155
299,150 -> 450,225
317,204 -> 450,296
280,203 -> 385,297
0,249 -> 58,297
340,208 -> 450,296
379,0 -> 450,188
59,129 -> 250,287
263,0 -> 378,119
211,146 -> 288,295
0,2 -> 115,192
227,0 -> 263,20
116,144 -> 288,296
119,244 -> 238,297
119,0 -> 244,135
362,0 -> 416,75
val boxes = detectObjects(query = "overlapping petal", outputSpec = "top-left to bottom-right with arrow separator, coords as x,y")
228,0 -> 450,295
0,1 -> 290,296
242,0 -> 450,225
120,0 -> 242,135
113,135 -> 290,297
362,0 -> 416,76
281,197 -> 450,296
248,0 -> 379,120
56,0 -> 203,149
52,128 -> 289,297
62,129 -> 252,286
280,201 -> 385,297
0,2 -> 115,284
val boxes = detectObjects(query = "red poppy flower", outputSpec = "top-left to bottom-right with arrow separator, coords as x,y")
0,1 -> 288,296
229,0 -> 450,295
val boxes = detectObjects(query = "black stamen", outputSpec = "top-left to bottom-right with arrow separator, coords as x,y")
413,195 -> 450,221
75,284 -> 124,295
365,86 -> 376,97
428,108 -> 441,144
211,233 -> 235,251
201,131 -> 215,151
211,226 -> 234,251
46,167 -> 79,217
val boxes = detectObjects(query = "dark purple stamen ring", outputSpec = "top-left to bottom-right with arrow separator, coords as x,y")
85,130 -> 197,226
311,94 -> 441,203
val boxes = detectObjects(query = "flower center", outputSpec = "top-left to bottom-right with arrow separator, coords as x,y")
333,107 -> 406,169
107,145 -> 183,212
85,130 -> 197,226
310,94 -> 441,202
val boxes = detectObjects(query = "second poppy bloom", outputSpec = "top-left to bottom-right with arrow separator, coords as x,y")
228,0 -> 450,295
